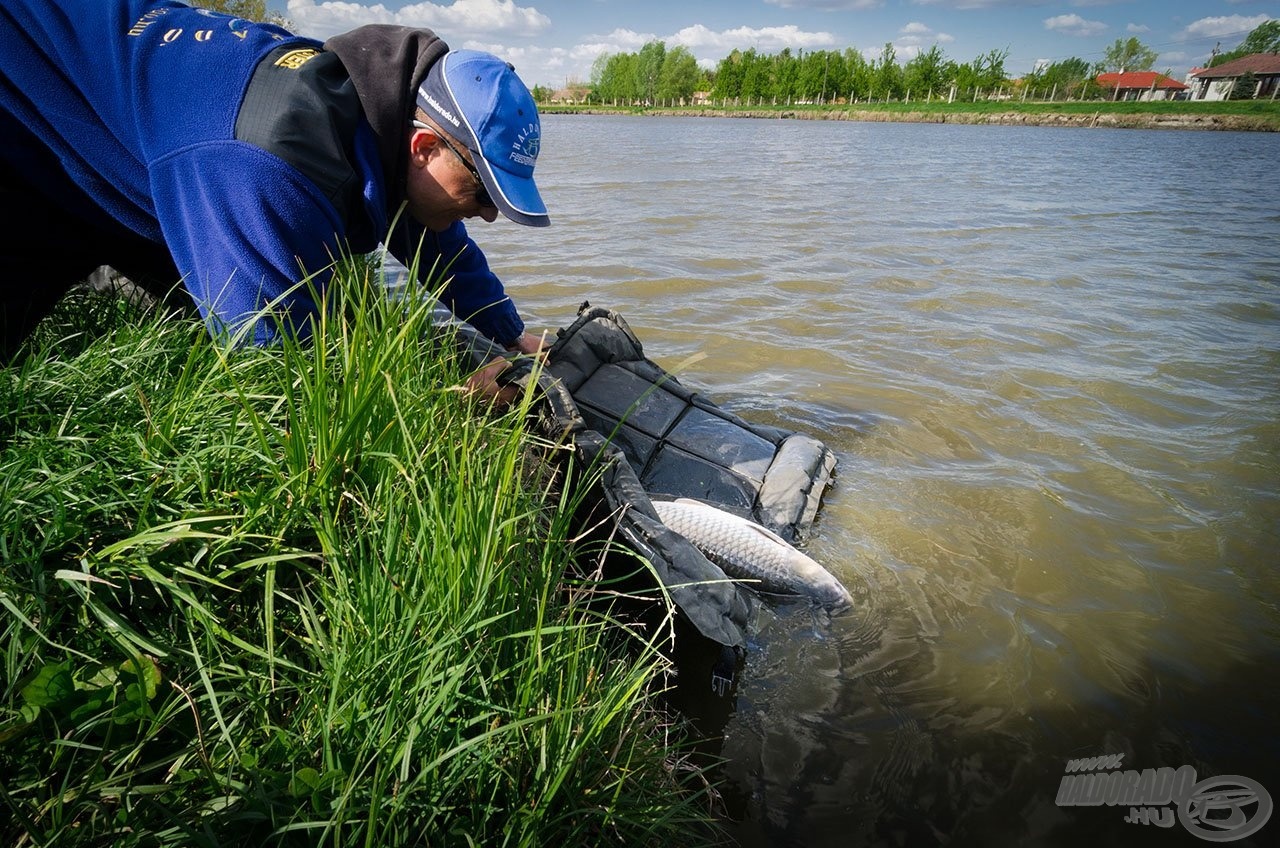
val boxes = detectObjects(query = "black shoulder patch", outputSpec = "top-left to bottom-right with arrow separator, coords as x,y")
236,45 -> 363,226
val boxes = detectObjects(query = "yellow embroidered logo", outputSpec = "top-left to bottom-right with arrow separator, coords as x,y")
273,49 -> 320,70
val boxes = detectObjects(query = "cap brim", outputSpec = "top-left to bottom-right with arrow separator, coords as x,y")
473,157 -> 549,228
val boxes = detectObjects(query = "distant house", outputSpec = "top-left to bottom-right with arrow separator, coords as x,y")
1095,71 -> 1189,101
551,84 -> 592,104
1190,53 -> 1280,101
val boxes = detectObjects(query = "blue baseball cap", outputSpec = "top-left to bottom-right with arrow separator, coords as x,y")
417,50 -> 549,227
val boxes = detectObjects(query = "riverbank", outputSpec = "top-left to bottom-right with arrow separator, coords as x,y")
0,274 -> 719,846
541,100 -> 1280,132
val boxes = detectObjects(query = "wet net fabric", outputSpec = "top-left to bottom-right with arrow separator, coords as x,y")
446,302 -> 837,654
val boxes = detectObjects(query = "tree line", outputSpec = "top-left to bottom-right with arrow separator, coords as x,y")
571,22 -> 1278,105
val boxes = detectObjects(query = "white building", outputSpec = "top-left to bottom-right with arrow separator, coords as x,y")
1190,54 -> 1280,101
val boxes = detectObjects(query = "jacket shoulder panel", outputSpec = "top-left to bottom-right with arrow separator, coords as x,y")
235,45 -> 364,227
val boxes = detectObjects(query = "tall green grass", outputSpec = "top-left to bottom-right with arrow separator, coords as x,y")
541,98 -> 1280,130
0,260 -> 721,846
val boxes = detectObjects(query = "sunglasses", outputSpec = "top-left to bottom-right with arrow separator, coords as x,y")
413,120 -> 495,208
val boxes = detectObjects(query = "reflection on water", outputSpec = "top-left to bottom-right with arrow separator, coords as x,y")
483,116 -> 1280,846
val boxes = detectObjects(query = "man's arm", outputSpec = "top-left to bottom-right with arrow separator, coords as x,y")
390,219 -> 529,348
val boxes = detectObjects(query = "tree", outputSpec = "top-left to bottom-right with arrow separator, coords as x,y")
903,45 -> 950,98
1102,37 -> 1158,73
193,0 -> 289,27
657,46 -> 700,102
1239,19 -> 1280,53
712,49 -> 745,100
872,43 -> 902,100
634,41 -> 666,105
971,48 -> 1010,90
1023,57 -> 1094,99
1231,71 -> 1259,100
741,49 -> 774,101
765,49 -> 789,103
1211,19 -> 1280,67
843,48 -> 874,101
824,51 -> 852,103
1039,57 -> 1093,86
799,50 -> 833,101
530,84 -> 551,104
592,52 -> 640,104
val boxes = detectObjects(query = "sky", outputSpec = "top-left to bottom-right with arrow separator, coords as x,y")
270,0 -> 1277,89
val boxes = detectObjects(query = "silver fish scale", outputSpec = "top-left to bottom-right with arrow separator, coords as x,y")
653,500 -> 798,592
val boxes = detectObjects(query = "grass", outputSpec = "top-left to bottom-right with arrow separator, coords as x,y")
0,259 -> 722,846
541,98 -> 1280,130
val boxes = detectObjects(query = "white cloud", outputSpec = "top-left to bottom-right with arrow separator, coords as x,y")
556,23 -> 838,60
461,40 -> 571,74
570,27 -> 658,55
668,23 -> 839,53
285,0 -> 551,42
897,21 -> 955,45
1127,24 -> 1149,34
1044,14 -> 1108,38
765,0 -> 884,10
1181,14 -> 1274,41
911,0 -> 1047,9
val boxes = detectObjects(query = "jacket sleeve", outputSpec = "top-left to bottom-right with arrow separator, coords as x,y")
390,219 -> 525,347
148,141 -> 347,345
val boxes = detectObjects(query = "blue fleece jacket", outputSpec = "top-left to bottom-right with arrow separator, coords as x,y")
0,0 -> 525,345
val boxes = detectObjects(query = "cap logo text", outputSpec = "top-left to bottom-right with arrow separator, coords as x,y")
421,90 -> 461,128
510,123 -> 540,167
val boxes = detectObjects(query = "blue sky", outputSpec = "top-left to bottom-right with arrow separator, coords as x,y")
271,1 -> 1276,88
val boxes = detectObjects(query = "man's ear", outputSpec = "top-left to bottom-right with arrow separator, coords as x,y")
409,127 -> 439,162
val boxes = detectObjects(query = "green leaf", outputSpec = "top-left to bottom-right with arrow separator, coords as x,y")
84,663 -> 120,690
118,655 -> 162,700
19,662 -> 75,709
69,686 -> 115,723
111,656 -> 162,724
289,767 -> 322,797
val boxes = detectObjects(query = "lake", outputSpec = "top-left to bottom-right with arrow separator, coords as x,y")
480,114 -> 1280,847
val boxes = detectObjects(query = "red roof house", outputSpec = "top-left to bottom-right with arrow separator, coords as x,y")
1096,71 -> 1189,101
1190,54 -> 1280,100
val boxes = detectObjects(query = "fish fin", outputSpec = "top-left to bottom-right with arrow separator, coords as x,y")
743,520 -> 793,547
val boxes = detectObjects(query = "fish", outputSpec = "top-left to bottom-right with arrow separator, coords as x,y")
652,498 -> 853,611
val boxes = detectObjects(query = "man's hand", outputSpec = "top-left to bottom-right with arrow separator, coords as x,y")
506,330 -> 548,356
464,331 -> 549,407
465,356 -> 520,407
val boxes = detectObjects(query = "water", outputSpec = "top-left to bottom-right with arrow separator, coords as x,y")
482,115 -> 1280,846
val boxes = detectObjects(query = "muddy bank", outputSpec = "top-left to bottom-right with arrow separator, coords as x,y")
543,107 -> 1278,132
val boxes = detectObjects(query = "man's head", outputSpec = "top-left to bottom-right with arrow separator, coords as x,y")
408,50 -> 548,231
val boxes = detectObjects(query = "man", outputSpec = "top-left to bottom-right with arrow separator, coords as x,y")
0,0 -> 548,369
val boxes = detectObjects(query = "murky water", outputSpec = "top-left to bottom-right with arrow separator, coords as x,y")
482,115 -> 1280,847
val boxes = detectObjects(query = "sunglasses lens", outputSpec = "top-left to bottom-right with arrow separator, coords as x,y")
437,133 -> 494,207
